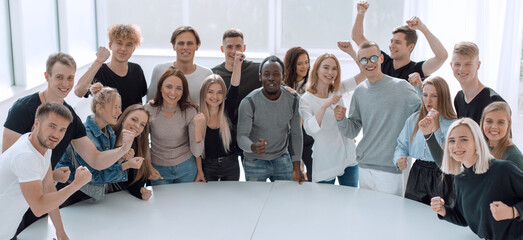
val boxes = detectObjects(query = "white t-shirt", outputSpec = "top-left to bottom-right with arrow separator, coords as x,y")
298,78 -> 358,182
147,61 -> 212,106
0,133 -> 51,239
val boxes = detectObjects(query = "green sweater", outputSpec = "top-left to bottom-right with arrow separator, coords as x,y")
440,159 -> 523,240
501,145 -> 523,170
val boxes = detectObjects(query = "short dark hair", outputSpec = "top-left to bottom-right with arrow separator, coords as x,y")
222,28 -> 244,42
46,53 -> 76,75
170,26 -> 201,46
259,55 -> 285,75
35,103 -> 73,123
392,25 -> 418,47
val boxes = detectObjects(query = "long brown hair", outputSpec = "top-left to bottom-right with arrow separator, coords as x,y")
283,47 -> 310,93
307,53 -> 341,94
411,76 -> 457,142
150,67 -> 197,112
480,102 -> 513,159
112,104 -> 152,185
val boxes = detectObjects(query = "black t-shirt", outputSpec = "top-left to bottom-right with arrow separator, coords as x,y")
454,87 -> 505,124
4,92 -> 86,168
381,51 -> 425,81
212,60 -> 261,102
85,62 -> 147,111
203,85 -> 239,158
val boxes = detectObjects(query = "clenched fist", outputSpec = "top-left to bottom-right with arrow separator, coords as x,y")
334,105 -> 347,121
72,166 -> 92,187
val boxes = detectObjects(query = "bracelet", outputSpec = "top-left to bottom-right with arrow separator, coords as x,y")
513,206 -> 516,219
424,131 -> 434,141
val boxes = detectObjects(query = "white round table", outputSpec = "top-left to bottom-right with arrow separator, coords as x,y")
18,181 -> 479,239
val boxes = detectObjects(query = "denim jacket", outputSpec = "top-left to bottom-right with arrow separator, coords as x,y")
393,111 -> 456,168
56,115 -> 127,183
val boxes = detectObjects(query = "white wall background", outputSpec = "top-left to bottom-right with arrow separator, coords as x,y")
0,0 -> 521,148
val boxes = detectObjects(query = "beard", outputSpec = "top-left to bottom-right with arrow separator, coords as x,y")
36,130 -> 60,150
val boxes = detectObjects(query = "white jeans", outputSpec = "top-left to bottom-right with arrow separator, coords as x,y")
359,167 -> 404,196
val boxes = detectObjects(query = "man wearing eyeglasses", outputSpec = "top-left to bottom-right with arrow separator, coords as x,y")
352,1 -> 447,87
334,41 -> 420,196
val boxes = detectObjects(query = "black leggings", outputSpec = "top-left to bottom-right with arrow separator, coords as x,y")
302,127 -> 314,181
404,159 -> 455,206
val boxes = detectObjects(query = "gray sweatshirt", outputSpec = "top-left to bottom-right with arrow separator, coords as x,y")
337,75 -> 420,173
237,87 -> 303,162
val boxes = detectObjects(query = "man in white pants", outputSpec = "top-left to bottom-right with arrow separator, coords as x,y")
335,41 -> 420,196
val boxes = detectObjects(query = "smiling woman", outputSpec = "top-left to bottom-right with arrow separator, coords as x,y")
55,83 -> 128,201
146,67 -> 204,185
479,102 -> 523,170
432,118 -> 523,239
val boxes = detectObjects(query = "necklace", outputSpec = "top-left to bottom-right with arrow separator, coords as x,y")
41,91 -> 47,103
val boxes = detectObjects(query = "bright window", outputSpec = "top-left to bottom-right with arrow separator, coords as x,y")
0,0 -> 12,90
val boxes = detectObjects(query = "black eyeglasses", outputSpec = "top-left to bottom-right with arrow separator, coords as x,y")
358,55 -> 379,66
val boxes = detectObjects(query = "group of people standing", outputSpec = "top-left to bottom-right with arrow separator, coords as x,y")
0,1 -> 522,239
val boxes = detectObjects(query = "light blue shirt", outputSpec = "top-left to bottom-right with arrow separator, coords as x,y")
393,111 -> 455,168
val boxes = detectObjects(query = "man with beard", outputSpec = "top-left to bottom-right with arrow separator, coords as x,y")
2,52 -> 134,238
0,103 -> 92,239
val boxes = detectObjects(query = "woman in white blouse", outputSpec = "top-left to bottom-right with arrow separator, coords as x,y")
298,41 -> 364,185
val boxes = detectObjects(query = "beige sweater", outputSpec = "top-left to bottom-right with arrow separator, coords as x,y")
145,104 -> 203,166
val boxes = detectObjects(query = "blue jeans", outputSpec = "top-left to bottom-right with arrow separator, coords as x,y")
151,156 -> 197,185
319,165 -> 358,187
243,153 -> 293,182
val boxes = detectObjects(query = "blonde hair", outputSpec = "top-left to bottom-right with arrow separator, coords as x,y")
46,52 -> 76,75
90,82 -> 121,114
307,53 -> 341,94
453,41 -> 479,59
480,102 -> 513,159
199,74 -> 231,152
442,118 -> 492,175
410,76 -> 456,142
108,24 -> 142,45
